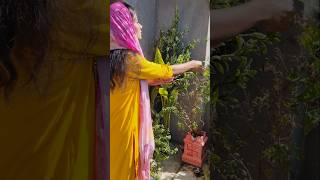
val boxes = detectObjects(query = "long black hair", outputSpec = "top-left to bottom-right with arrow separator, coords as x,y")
110,2 -> 138,90
0,0 -> 53,97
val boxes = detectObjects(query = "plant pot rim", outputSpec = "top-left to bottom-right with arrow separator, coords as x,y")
187,130 -> 207,137
184,131 -> 208,144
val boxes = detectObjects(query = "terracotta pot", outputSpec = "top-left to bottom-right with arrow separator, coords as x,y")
182,131 -> 208,167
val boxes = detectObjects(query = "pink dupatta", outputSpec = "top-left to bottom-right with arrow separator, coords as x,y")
110,2 -> 154,179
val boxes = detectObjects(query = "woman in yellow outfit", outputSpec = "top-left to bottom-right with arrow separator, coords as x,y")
110,2 -> 203,180
0,0 -> 107,179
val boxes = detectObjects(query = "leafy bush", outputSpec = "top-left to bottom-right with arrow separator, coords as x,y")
151,120 -> 178,179
209,0 -> 299,179
210,0 -> 320,178
298,21 -> 320,135
150,7 -> 210,177
153,7 -> 209,135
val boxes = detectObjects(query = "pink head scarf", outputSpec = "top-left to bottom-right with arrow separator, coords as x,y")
110,2 -> 154,180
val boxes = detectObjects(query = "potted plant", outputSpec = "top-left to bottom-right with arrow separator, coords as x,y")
177,69 -> 210,167
151,46 -> 210,168
182,130 -> 208,167
149,8 -> 209,175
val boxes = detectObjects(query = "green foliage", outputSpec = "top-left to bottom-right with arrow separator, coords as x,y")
211,31 -> 280,107
150,7 -> 210,177
297,22 -> 320,135
151,8 -> 197,130
210,0 -> 247,9
262,143 -> 290,170
152,7 -> 209,133
176,69 -> 210,135
157,8 -> 197,66
210,152 -> 253,180
151,120 -> 178,179
209,0 -> 301,179
210,3 -> 320,178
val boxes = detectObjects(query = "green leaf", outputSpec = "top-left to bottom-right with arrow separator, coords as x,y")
236,36 -> 245,52
215,62 -> 225,74
159,88 -> 168,97
251,32 -> 267,40
154,48 -> 165,65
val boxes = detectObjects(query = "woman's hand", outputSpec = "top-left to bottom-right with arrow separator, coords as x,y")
171,60 -> 204,75
189,60 -> 204,73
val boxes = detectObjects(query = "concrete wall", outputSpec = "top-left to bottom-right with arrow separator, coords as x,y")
126,0 -> 157,59
304,0 -> 319,18
156,0 -> 210,64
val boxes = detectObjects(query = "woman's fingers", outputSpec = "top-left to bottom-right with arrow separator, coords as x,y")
190,60 -> 204,73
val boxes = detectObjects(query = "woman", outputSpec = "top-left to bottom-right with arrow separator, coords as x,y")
0,0 -> 107,179
110,2 -> 203,180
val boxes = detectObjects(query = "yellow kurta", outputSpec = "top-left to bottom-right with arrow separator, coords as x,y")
110,54 -> 173,180
0,0 -> 108,179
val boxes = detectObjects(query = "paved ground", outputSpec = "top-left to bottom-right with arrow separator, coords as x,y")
159,149 -> 210,180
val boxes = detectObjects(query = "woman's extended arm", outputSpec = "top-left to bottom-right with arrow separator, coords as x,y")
147,60 -> 203,86
211,0 -> 294,46
171,60 -> 203,75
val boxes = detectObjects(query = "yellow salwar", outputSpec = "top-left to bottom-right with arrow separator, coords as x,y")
0,0 -> 108,179
110,54 -> 173,180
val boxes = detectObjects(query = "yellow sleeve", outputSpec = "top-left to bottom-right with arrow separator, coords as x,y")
127,54 -> 173,80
